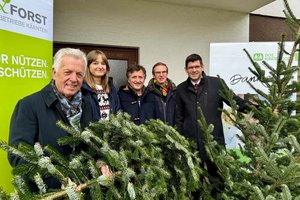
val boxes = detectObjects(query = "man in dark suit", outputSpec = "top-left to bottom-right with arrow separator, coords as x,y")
176,53 -> 249,173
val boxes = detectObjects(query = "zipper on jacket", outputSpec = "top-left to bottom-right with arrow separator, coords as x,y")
204,91 -> 208,106
161,99 -> 167,122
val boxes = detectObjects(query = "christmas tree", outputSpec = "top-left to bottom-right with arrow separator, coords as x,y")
0,112 -> 202,199
196,0 -> 300,199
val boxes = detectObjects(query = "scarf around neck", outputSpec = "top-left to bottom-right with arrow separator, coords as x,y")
51,80 -> 83,130
154,79 -> 169,97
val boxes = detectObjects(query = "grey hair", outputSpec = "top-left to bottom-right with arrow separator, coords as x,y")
52,48 -> 87,72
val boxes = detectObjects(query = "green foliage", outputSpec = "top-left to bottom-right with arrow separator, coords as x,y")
0,187 -> 10,200
193,1 -> 300,198
0,112 -> 201,199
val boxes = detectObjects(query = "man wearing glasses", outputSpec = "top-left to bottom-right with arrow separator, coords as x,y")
175,53 -> 249,197
147,62 -> 176,126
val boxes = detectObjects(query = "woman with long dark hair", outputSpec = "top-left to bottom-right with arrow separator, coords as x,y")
82,50 -> 120,120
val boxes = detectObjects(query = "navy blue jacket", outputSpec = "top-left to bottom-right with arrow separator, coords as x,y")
81,77 -> 121,120
118,85 -> 159,125
8,82 -> 94,188
147,78 -> 176,126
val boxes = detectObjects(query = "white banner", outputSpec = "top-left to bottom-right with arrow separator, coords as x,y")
209,42 -> 298,149
0,0 -> 53,41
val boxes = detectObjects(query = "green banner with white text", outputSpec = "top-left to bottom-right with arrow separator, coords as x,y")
0,0 -> 53,192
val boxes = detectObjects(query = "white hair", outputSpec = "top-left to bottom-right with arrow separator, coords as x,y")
52,48 -> 87,71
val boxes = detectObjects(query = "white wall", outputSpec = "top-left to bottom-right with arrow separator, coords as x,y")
252,0 -> 300,18
54,0 -> 249,84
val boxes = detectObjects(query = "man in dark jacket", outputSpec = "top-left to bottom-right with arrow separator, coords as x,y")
148,62 -> 176,126
118,65 -> 158,125
176,53 -> 249,172
8,48 -> 111,190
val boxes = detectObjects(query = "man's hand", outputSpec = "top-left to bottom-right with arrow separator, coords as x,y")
61,177 -> 87,192
100,164 -> 113,180
96,160 -> 113,179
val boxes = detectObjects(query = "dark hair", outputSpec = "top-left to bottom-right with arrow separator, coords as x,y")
152,62 -> 168,75
85,50 -> 110,93
126,65 -> 146,78
185,53 -> 203,69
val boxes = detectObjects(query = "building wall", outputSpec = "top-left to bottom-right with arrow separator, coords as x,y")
250,14 -> 293,41
250,0 -> 299,42
54,0 -> 249,84
252,0 -> 300,18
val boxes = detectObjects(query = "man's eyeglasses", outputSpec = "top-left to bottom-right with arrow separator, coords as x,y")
154,71 -> 167,75
187,66 -> 201,70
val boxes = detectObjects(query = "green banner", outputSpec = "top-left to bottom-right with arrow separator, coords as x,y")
0,0 -> 53,193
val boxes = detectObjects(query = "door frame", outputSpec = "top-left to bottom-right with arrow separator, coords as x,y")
53,42 -> 139,67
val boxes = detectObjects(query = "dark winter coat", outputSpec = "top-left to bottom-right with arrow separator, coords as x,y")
81,77 -> 121,120
176,73 -> 248,161
118,85 -> 159,125
147,78 -> 176,126
8,83 -> 94,189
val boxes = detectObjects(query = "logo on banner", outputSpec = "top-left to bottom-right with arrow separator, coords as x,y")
0,0 -> 50,36
253,53 -> 263,61
0,0 -> 47,25
0,0 -> 10,14
253,51 -> 298,62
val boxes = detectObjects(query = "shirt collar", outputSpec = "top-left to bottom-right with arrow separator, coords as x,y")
191,77 -> 201,85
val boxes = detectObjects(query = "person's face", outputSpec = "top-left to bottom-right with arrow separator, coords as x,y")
153,64 -> 168,85
128,70 -> 145,93
89,55 -> 107,79
52,55 -> 85,99
186,60 -> 204,82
